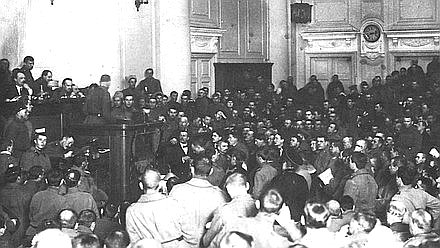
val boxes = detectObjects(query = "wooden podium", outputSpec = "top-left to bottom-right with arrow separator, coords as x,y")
70,122 -> 162,203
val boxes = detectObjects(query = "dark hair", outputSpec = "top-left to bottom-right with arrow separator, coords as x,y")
397,166 -> 417,186
229,149 -> 246,163
23,56 -> 34,63
46,169 -> 63,187
351,152 -> 368,169
64,169 -> 81,188
78,209 -> 97,228
62,78 -> 73,85
104,230 -> 130,248
41,70 -> 52,77
340,195 -> 354,211
257,147 -> 278,162
11,68 -> 24,80
193,157 -> 212,176
104,202 -> 119,218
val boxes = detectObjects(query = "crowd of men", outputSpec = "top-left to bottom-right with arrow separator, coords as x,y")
0,55 -> 440,248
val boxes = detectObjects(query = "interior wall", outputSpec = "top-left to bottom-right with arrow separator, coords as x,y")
292,0 -> 440,89
0,0 -> 154,94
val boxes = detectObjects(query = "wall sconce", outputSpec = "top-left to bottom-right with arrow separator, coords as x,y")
135,0 -> 149,11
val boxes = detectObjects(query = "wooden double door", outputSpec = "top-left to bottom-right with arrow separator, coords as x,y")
309,56 -> 354,96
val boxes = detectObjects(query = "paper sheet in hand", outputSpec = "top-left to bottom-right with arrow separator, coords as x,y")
429,148 -> 440,158
318,168 -> 333,185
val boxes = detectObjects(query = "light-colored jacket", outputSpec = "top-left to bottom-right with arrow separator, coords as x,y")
170,177 -> 227,248
343,169 -> 378,212
392,187 -> 440,223
126,191 -> 184,248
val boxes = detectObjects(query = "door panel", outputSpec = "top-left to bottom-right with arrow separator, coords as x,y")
246,0 -> 264,55
219,0 -> 240,55
310,57 -> 353,97
394,56 -> 432,73
311,58 -> 331,91
190,59 -> 198,96
191,55 -> 215,97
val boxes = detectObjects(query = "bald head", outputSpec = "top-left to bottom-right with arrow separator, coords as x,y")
141,169 -> 161,190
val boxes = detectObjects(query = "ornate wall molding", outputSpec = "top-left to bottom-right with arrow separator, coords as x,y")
386,30 -> 440,51
301,32 -> 358,53
190,27 -> 225,54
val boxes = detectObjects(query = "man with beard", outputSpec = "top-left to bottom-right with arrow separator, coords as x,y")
3,104 -> 33,159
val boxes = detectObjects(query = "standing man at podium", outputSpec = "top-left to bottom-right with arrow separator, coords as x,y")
83,75 -> 112,124
136,68 -> 162,96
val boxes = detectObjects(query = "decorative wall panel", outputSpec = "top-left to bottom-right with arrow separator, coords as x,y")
387,30 -> 440,52
314,0 -> 348,24
386,0 -> 439,29
219,0 -> 241,57
218,0 -> 267,61
301,32 -> 358,53
361,0 -> 383,19
190,0 -> 220,28
246,0 -> 266,57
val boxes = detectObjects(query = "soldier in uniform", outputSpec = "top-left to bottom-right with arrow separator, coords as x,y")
136,68 -> 162,95
3,103 -> 32,159
83,75 -> 112,124
20,128 -> 51,172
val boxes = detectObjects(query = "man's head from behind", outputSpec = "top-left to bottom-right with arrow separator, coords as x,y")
72,233 -> 100,248
396,166 -> 417,187
64,169 -> 81,188
32,228 -> 71,248
304,202 -> 330,229
193,157 -> 212,177
140,169 -> 161,192
225,173 -> 250,198
58,209 -> 78,229
349,152 -> 368,171
104,230 -> 130,248
258,188 -> 283,214
78,209 -> 97,231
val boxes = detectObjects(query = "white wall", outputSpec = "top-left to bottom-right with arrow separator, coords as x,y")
0,0 -> 155,95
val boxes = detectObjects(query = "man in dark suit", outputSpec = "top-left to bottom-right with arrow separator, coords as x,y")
166,130 -> 192,183
20,56 -> 35,86
83,75 -> 112,124
4,69 -> 30,103
30,70 -> 52,97
136,68 -> 162,95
